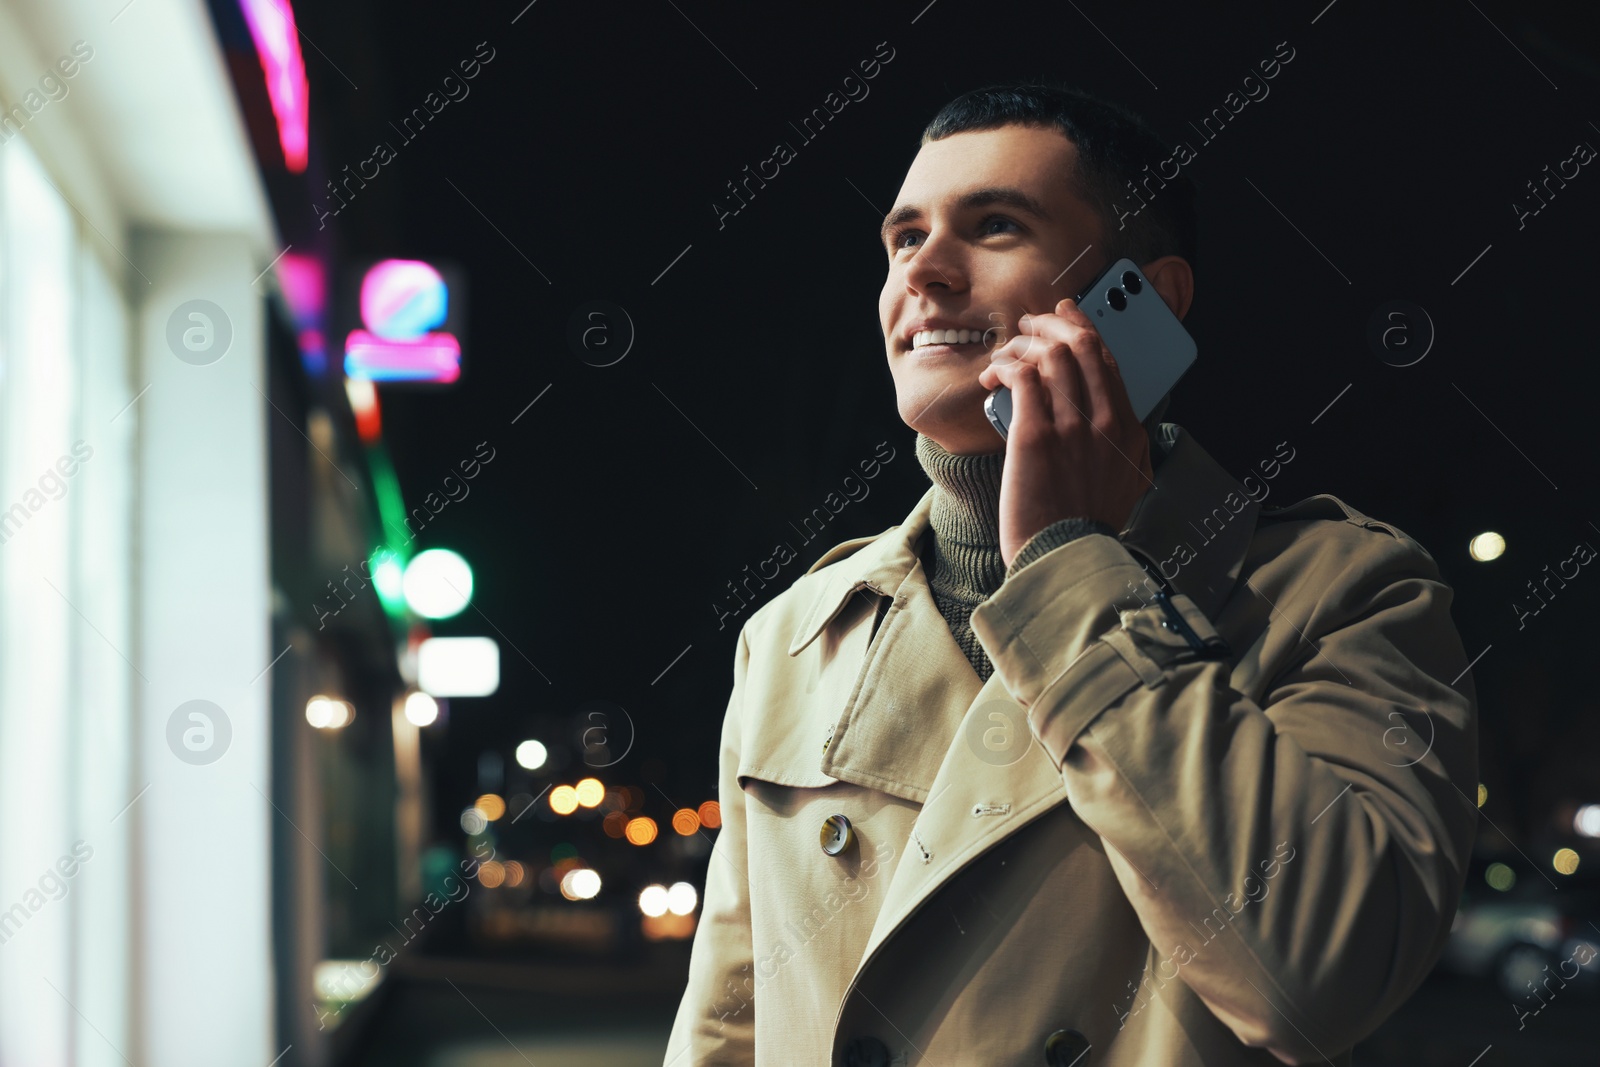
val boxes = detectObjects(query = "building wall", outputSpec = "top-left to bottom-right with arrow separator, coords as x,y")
0,1 -> 280,1063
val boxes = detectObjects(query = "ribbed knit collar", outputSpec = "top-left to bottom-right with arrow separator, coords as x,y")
913,433 -> 1008,603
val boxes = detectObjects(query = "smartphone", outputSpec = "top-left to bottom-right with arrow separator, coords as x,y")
983,257 -> 1196,440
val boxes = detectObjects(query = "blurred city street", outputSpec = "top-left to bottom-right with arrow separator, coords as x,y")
2,0 -> 1597,1064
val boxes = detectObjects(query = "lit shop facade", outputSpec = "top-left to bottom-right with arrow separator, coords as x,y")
0,2 -> 419,1065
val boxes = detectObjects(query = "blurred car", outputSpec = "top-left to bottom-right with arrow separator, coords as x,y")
1436,852 -> 1600,1001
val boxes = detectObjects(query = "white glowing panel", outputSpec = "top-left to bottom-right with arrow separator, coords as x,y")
417,637 -> 498,697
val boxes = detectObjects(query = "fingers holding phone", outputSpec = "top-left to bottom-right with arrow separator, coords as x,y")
983,258 -> 1196,441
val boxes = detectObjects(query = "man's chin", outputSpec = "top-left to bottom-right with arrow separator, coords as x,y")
934,424 -> 1006,456
900,377 -> 987,426
899,397 -> 1003,455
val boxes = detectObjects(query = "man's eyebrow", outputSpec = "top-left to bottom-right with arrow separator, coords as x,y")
878,187 -> 1054,247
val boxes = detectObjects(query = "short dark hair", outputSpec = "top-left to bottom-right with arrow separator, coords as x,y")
920,84 -> 1197,275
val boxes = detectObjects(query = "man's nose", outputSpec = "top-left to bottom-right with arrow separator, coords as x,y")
903,232 -> 965,292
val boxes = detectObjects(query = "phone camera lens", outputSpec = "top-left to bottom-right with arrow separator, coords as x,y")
1106,287 -> 1128,311
1121,271 -> 1142,294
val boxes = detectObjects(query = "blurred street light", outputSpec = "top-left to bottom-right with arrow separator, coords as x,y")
402,548 -> 474,618
404,690 -> 439,727
1485,862 -> 1516,891
418,636 -> 499,697
1575,803 -> 1600,838
307,695 -> 353,729
1468,531 -> 1505,562
515,739 -> 547,770
639,884 -> 669,917
698,800 -> 721,828
561,868 -> 601,900
475,793 -> 506,821
575,777 -> 604,808
550,785 -> 579,815
667,881 -> 698,916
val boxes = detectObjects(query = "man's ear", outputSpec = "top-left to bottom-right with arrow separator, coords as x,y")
1140,255 -> 1194,321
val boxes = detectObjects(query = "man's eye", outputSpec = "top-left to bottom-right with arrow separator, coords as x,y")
891,228 -> 922,250
889,215 -> 1017,252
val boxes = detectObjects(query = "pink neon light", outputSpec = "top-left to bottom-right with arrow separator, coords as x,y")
275,252 -> 325,324
343,330 -> 461,383
361,260 -> 448,341
238,0 -> 310,173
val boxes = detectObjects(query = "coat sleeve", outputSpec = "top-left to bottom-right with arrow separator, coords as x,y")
969,527 -> 1479,1066
664,623 -> 757,1065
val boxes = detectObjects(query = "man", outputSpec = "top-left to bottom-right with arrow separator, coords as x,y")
664,84 -> 1477,1067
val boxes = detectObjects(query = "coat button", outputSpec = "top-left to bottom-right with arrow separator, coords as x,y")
820,813 -> 854,855
1044,1028 -> 1090,1066
844,1035 -> 889,1067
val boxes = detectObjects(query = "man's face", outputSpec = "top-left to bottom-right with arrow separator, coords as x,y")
879,124 -> 1108,455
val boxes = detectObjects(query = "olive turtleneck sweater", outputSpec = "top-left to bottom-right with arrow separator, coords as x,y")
913,433 -> 1127,682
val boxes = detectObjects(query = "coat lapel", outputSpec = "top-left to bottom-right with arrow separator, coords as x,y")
789,487 -> 990,805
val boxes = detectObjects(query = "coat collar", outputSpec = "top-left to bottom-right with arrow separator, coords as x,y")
789,422 -> 1260,660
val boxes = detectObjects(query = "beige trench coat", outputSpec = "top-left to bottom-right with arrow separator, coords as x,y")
664,422 -> 1478,1067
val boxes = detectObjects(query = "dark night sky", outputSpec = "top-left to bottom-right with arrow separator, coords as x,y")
290,0 -> 1600,853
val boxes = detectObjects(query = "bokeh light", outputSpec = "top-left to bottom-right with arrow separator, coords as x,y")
575,778 -> 605,808
515,739 -> 547,770
306,696 -> 333,728
667,881 -> 698,916
306,695 -> 353,729
459,807 -> 487,835
602,812 -> 628,838
404,691 -> 439,727
503,861 -> 525,888
672,808 -> 700,836
1553,848 -> 1581,875
639,884 -> 669,917
402,548 -> 474,619
560,868 -> 601,900
475,794 -> 506,821
625,816 -> 657,845
698,800 -> 721,829
372,554 -> 404,606
1485,862 -> 1516,891
1468,531 -> 1506,562
549,785 -> 579,815
1476,783 -> 1487,808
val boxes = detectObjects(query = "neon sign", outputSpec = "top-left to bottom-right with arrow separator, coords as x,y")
237,0 -> 309,173
343,259 -> 463,383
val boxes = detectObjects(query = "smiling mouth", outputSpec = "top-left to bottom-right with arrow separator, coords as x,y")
906,326 -> 1004,353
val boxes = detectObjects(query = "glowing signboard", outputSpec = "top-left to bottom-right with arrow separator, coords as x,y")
238,0 -> 309,173
343,259 -> 464,383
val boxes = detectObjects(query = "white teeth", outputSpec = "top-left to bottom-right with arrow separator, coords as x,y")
911,328 -> 989,349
